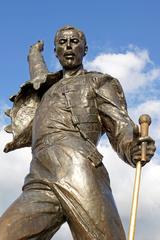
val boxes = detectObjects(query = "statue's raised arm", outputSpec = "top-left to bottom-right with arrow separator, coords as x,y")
4,41 -> 62,153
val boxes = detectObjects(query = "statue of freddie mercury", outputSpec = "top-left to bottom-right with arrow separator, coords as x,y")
0,25 -> 156,240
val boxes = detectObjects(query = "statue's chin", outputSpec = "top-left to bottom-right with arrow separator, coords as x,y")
63,63 -> 82,71
59,58 -> 82,71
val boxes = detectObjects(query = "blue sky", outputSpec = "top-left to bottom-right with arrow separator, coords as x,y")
0,1 -> 160,239
1,0 -> 160,99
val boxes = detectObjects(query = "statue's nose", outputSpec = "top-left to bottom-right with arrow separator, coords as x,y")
66,40 -> 72,49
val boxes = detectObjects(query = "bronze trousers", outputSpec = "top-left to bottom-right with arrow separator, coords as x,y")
0,138 -> 126,239
0,180 -> 126,240
0,187 -> 65,239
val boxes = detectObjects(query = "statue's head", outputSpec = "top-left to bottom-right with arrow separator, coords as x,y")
54,25 -> 88,70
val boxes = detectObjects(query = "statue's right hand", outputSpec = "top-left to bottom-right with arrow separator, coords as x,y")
29,40 -> 44,52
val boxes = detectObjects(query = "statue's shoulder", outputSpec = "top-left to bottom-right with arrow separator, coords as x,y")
86,71 -> 118,88
4,71 -> 63,153
85,70 -> 104,79
86,71 -> 127,110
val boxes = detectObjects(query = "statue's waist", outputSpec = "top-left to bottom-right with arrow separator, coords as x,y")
32,121 -> 102,151
32,130 -> 103,168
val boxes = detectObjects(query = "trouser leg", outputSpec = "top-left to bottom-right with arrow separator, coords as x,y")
67,191 -> 126,240
0,187 -> 65,240
52,164 -> 126,240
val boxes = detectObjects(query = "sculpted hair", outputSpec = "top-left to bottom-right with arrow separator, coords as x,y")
54,25 -> 87,46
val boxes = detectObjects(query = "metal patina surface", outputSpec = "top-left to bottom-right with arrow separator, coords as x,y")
0,26 -> 156,240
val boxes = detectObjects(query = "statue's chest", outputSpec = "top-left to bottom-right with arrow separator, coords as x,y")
47,75 -> 95,107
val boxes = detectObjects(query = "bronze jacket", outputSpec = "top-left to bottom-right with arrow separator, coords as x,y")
4,70 -> 136,167
59,71 -> 135,167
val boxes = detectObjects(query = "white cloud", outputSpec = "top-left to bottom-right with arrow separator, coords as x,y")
129,100 -> 160,145
85,47 -> 160,93
0,128 -> 31,212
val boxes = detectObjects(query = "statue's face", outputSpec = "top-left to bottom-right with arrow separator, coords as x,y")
55,29 -> 86,69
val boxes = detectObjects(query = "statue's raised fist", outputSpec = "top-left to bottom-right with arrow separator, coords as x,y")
29,40 -> 44,52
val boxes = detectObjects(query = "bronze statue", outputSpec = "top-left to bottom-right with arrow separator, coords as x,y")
0,26 -> 156,240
